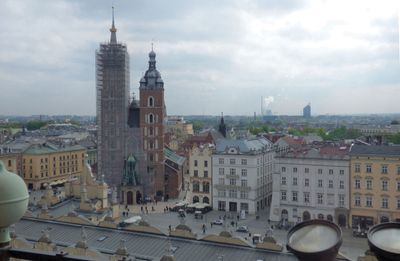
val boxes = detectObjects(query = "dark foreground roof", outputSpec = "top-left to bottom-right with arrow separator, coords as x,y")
350,145 -> 400,157
15,218 -> 297,261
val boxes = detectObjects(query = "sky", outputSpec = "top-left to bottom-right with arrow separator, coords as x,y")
0,0 -> 399,116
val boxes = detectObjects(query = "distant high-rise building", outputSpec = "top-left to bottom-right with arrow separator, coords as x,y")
303,103 -> 311,118
139,48 -> 166,198
96,8 -> 130,185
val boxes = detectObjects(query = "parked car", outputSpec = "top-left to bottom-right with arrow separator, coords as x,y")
212,219 -> 224,225
236,225 -> 249,233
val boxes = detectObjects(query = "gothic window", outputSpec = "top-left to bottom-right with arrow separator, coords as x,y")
148,96 -> 154,107
149,114 -> 154,123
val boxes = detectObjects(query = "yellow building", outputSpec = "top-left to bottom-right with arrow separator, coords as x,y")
189,144 -> 213,205
22,142 -> 86,190
349,145 -> 400,228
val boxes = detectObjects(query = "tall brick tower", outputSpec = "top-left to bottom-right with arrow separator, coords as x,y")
96,7 -> 130,185
139,47 -> 166,199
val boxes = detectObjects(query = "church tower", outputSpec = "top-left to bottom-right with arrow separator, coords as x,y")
96,7 -> 130,185
139,47 -> 166,198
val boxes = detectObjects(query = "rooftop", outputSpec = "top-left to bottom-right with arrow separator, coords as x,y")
349,144 -> 400,157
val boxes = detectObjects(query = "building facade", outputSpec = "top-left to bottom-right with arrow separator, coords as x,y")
212,138 -> 273,214
139,49 -> 166,198
21,143 -> 86,190
349,145 -> 400,229
269,144 -> 350,227
188,144 -> 213,205
96,10 -> 130,185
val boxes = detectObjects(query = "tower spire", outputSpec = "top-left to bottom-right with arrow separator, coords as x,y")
110,6 -> 117,44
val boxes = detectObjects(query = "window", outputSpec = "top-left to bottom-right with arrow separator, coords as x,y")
304,178 -> 309,187
381,198 -> 388,209
229,190 -> 237,198
355,196 -> 361,206
193,182 -> 199,192
366,179 -> 372,190
229,168 -> 236,175
281,191 -> 287,201
366,196 -> 373,207
318,169 -> 323,174
241,179 -> 247,187
304,192 -> 310,203
398,199 -> 400,209
219,178 -> 225,185
340,180 -> 344,189
219,158 -> 224,164
318,179 -> 323,187
203,182 -> 210,193
305,168 -> 309,173
194,160 -> 198,167
339,194 -> 345,207
148,96 -> 154,107
329,169 -> 333,175
204,171 -> 208,177
292,191 -> 298,202
382,180 -> 388,191
240,191 -> 248,199
328,180 -> 333,188
218,190 -> 226,197
398,166 -> 400,175
293,177 -> 298,186
149,114 -> 154,123
241,169 -> 247,177
293,167 -> 297,173
317,193 -> 323,204
230,179 -> 236,186
355,164 -> 360,173
281,177 -> 286,185
366,164 -> 372,173
241,159 -> 247,165
230,159 -> 235,165
219,168 -> 224,175
204,160 -> 208,167
397,181 -> 400,191
381,165 -> 388,174
8,160 -> 11,167
194,170 -> 198,177
327,194 -> 334,205
340,169 -> 344,175
355,179 -> 360,189
218,201 -> 226,210
281,167 -> 286,172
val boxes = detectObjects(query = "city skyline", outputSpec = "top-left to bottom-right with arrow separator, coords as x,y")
0,0 -> 399,116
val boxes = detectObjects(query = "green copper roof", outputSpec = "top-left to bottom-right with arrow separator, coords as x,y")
164,147 -> 185,166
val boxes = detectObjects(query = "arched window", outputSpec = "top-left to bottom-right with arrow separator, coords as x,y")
149,127 -> 153,136
148,96 -> 154,107
149,114 -> 154,123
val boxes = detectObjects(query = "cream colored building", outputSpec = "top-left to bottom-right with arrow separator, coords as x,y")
0,153 -> 18,174
349,145 -> 400,228
21,142 -> 86,190
189,144 -> 213,205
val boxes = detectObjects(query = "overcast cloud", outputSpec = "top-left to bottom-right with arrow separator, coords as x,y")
0,0 -> 399,116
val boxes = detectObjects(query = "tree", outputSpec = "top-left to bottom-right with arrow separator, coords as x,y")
26,120 -> 47,131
